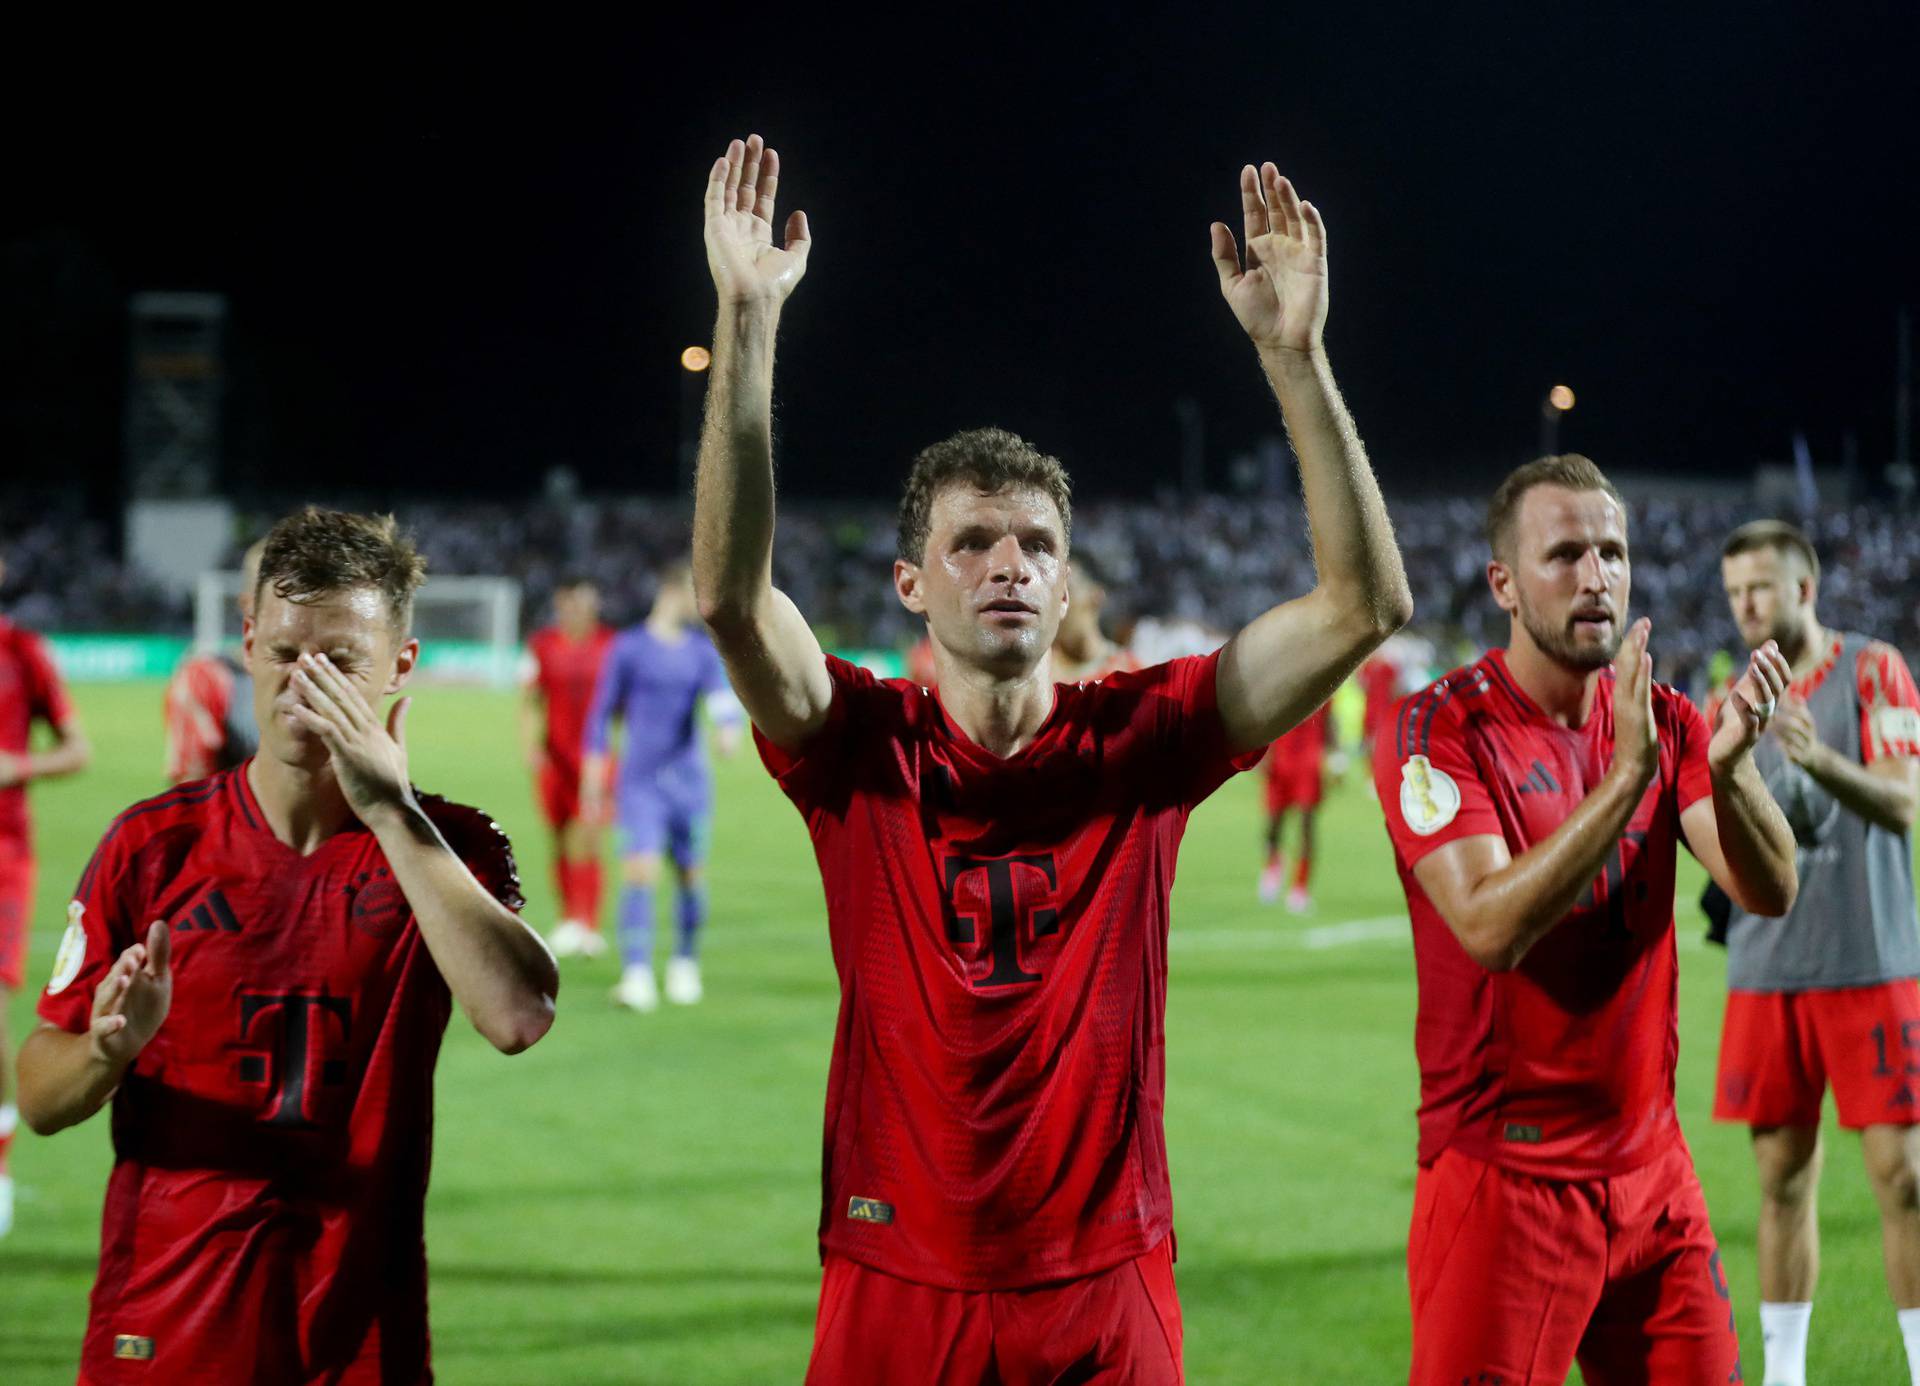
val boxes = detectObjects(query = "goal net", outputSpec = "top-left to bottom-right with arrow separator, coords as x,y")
194,571 -> 524,687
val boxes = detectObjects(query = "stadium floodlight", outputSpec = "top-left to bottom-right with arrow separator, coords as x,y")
194,569 -> 524,688
681,345 -> 712,372
1548,384 -> 1576,411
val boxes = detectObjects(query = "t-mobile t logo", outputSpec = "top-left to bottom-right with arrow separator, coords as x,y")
941,853 -> 1062,989
236,993 -> 353,1127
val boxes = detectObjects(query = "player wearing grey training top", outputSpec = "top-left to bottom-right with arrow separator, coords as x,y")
1712,520 -> 1920,1386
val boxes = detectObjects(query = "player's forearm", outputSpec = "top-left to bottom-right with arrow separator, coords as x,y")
368,803 -> 558,1054
1457,764 -> 1652,970
16,1026 -> 127,1135
1260,347 -> 1413,640
1802,745 -> 1918,835
24,730 -> 92,783
693,302 -> 782,630
1708,756 -> 1798,915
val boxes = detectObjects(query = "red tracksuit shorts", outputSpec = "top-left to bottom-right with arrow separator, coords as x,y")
806,1239 -> 1183,1385
1408,1142 -> 1741,1385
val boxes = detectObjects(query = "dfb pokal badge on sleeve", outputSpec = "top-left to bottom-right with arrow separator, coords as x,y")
1400,754 -> 1460,837
46,900 -> 88,996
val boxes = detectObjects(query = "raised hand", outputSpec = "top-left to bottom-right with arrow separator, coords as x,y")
1711,641 -> 1792,773
289,652 -> 414,824
1610,618 -> 1660,788
1210,163 -> 1329,354
89,921 -> 171,1067
704,134 -> 811,306
1770,694 -> 1821,768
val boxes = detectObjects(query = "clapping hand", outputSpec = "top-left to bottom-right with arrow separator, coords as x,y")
1711,641 -> 1793,773
1769,692 -> 1821,769
1610,619 -> 1659,787
89,922 -> 171,1068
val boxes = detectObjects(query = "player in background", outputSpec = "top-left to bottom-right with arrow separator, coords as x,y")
695,133 -> 1409,1382
1374,454 -> 1796,1384
583,559 -> 741,1012
1358,646 -> 1400,767
16,508 -> 556,1382
1710,520 -> 1920,1386
907,631 -> 939,688
1049,553 -> 1138,683
1259,700 -> 1332,910
523,576 -> 615,959
0,545 -> 91,1237
164,540 -> 265,785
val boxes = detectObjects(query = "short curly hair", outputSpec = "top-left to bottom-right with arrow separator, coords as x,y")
896,427 -> 1073,564
255,507 -> 429,632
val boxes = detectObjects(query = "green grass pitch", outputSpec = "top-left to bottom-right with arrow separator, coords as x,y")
1,682 -> 1910,1382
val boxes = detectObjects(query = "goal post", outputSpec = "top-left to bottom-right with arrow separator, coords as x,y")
194,571 -> 524,688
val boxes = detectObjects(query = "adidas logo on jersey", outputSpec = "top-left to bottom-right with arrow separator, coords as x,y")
1515,761 -> 1560,795
174,888 -> 242,934
846,1196 -> 894,1225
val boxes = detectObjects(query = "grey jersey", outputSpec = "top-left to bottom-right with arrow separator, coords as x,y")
1727,631 -> 1920,991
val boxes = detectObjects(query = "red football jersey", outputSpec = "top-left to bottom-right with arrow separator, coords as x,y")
1372,649 -> 1714,1180
0,615 -> 76,847
527,624 -> 613,770
1266,703 -> 1330,778
756,652 -> 1257,1290
39,764 -> 522,1384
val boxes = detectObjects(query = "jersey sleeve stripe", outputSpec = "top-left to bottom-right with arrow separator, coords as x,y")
225,767 -> 260,829
1482,656 -> 1531,716
1397,685 -> 1438,760
1416,680 -> 1462,757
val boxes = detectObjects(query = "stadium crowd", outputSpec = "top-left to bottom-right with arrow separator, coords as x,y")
6,490 -> 1918,685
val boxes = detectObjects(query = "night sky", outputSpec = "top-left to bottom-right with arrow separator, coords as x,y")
3,9 -> 1915,509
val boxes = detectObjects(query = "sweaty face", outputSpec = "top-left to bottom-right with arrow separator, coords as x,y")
897,485 -> 1069,677
245,585 -> 413,768
1721,548 -> 1810,653
1494,485 -> 1631,672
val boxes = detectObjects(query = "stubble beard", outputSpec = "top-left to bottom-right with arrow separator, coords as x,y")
1518,592 -> 1621,672
1758,609 -> 1811,663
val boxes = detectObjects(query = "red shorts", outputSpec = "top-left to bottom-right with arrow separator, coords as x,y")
1716,981 -> 1920,1129
1409,1144 -> 1741,1385
1264,761 -> 1323,813
536,755 -> 610,829
0,844 -> 32,991
806,1241 -> 1183,1386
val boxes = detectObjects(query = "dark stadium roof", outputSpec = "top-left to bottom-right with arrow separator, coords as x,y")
2,10 -> 1914,508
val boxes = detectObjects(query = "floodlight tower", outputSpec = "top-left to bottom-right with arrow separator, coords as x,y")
1540,383 -> 1575,456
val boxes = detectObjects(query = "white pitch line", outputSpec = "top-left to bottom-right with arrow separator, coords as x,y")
1172,915 -> 1408,952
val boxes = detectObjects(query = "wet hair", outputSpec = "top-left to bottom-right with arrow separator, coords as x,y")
254,507 -> 428,632
1484,454 -> 1625,561
896,427 -> 1073,564
1722,519 -> 1820,585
